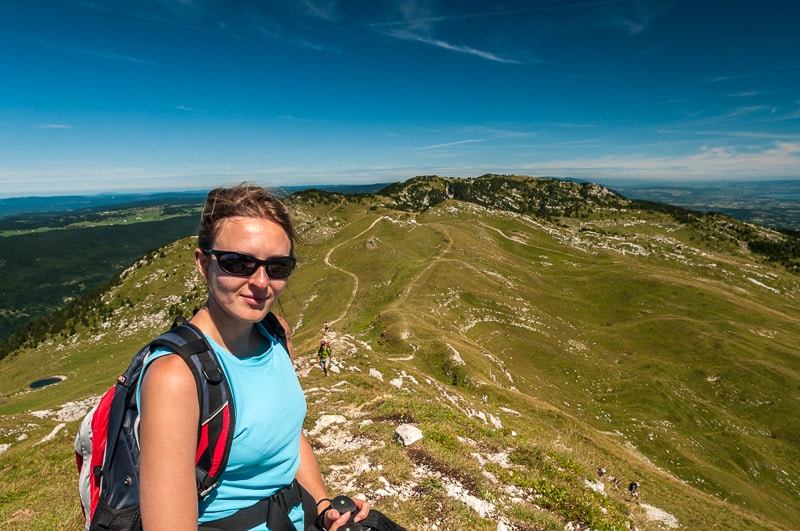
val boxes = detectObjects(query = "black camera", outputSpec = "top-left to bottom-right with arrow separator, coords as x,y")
326,495 -> 407,531
331,495 -> 367,531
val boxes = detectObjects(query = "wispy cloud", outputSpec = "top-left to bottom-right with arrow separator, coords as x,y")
418,130 -> 532,151
699,130 -> 800,141
384,30 -> 525,64
24,35 -> 153,65
368,1 -> 653,34
368,5 -> 522,30
39,124 -> 72,129
369,0 -> 667,65
519,141 -> 800,180
297,0 -> 340,22
364,2 -> 544,64
175,104 -> 214,115
418,138 -> 489,150
605,0 -> 673,36
47,0 -> 338,54
676,105 -> 782,129
702,64 -> 800,84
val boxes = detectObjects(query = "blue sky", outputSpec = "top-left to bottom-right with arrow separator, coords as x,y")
1,0 -> 799,198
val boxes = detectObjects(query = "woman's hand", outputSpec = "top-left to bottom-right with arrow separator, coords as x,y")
324,497 -> 371,531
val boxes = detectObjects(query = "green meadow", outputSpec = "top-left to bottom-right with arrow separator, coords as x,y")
1,176 -> 798,530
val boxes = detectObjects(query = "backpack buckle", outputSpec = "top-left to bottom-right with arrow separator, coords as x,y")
203,364 -> 224,384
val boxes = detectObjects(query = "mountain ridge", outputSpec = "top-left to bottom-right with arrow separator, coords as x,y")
1,175 -> 799,529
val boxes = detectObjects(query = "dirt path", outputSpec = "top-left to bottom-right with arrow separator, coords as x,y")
394,222 -> 454,301
323,216 -> 387,327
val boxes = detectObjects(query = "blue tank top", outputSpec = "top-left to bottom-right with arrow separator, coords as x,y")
137,322 -> 307,530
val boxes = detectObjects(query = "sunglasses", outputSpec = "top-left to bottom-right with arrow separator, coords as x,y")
203,249 -> 296,279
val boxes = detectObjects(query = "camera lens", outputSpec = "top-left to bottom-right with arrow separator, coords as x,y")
331,495 -> 357,514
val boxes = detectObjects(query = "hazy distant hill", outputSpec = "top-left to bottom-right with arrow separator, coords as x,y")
0,207 -> 203,344
596,178 -> 800,231
1,175 -> 798,530
0,191 -> 209,218
0,183 -> 391,218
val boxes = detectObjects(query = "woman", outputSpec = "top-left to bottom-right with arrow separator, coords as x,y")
137,184 -> 369,530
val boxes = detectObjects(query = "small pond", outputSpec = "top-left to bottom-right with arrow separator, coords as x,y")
30,376 -> 65,389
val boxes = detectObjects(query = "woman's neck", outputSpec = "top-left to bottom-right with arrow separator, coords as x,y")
191,304 -> 263,357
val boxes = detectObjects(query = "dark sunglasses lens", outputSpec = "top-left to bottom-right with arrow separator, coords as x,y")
266,258 -> 295,279
214,253 -> 295,278
217,254 -> 256,276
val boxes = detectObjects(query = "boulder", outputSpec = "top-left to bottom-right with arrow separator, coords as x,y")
393,423 -> 423,447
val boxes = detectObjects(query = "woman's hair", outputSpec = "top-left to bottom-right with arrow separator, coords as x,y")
198,183 -> 295,255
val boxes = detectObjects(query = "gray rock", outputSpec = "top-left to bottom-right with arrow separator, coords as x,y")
393,423 -> 423,447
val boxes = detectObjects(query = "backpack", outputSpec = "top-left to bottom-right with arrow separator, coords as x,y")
75,313 -> 288,531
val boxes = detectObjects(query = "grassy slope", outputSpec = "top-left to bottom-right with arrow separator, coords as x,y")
1,192 -> 798,530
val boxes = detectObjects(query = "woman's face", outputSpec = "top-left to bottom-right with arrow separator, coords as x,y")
196,216 -> 292,324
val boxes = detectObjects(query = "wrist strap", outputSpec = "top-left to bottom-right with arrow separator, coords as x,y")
316,497 -> 332,507
315,506 -> 333,530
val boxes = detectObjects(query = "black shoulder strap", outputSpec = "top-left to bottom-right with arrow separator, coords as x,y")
150,319 -> 235,497
261,311 -> 288,352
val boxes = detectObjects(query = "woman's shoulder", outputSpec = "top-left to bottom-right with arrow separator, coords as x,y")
142,352 -> 197,395
138,352 -> 200,429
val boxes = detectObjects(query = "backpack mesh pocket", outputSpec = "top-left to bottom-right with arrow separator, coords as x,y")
89,499 -> 142,531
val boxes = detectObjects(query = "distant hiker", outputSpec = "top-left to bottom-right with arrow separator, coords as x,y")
318,340 -> 332,376
629,481 -> 640,499
611,476 -> 622,490
135,184 -> 370,529
324,320 -> 330,332
597,467 -> 606,479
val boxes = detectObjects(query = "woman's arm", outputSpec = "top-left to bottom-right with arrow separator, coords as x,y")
295,432 -> 370,530
139,354 -> 200,530
295,432 -> 328,504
